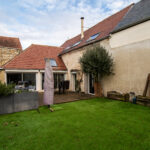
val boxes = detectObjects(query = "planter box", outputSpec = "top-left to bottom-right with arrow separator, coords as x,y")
136,95 -> 150,106
94,82 -> 103,97
107,91 -> 129,101
0,95 -> 14,114
0,92 -> 39,115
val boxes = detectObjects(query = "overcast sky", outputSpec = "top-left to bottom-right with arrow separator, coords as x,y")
0,0 -> 139,49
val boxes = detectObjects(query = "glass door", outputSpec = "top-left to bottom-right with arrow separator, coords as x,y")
89,74 -> 94,94
72,73 -> 77,91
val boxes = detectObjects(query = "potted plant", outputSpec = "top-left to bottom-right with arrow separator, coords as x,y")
80,46 -> 114,97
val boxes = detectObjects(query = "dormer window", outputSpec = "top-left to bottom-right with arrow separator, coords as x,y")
87,33 -> 100,42
50,59 -> 57,67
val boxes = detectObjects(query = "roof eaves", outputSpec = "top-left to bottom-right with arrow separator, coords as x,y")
32,44 -> 61,49
4,67 -> 67,71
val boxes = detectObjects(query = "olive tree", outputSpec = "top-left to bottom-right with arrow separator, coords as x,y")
79,46 -> 114,96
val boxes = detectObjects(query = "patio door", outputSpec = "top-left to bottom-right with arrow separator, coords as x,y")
89,74 -> 94,94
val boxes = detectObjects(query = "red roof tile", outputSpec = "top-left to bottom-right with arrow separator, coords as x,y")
60,4 -> 133,55
0,36 -> 22,50
4,44 -> 67,70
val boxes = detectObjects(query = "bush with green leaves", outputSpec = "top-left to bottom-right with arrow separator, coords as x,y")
79,46 -> 114,81
0,82 -> 15,97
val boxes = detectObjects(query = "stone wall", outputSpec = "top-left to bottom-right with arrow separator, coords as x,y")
61,41 -> 106,92
61,47 -> 85,92
0,46 -> 21,83
0,46 -> 21,66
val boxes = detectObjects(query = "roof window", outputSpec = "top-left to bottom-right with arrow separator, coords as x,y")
65,46 -> 71,50
87,33 -> 100,42
50,59 -> 57,67
72,41 -> 81,47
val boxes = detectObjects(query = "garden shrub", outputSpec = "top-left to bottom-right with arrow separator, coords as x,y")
80,46 -> 114,81
0,82 -> 15,97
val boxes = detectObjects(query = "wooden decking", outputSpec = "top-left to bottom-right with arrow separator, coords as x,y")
39,92 -> 95,106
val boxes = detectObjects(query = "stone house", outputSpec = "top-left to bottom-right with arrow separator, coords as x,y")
59,0 -> 150,96
0,36 -> 22,83
59,4 -> 133,94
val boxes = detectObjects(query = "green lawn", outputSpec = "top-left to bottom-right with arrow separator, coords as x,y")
0,98 -> 150,150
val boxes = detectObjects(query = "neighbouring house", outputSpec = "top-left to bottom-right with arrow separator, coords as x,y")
3,44 -> 67,91
0,36 -> 22,83
59,0 -> 150,96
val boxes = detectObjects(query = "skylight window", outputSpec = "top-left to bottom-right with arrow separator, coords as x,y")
65,46 -> 71,50
65,41 -> 81,50
72,41 -> 81,47
87,33 -> 100,42
50,59 -> 57,67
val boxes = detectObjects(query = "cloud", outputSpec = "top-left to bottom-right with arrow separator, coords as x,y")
0,0 -> 140,49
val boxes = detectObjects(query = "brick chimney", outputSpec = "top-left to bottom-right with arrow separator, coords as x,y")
81,17 -> 84,39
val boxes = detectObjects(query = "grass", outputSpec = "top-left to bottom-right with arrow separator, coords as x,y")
0,98 -> 150,150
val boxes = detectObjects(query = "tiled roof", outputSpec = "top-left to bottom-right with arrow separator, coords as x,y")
4,44 -> 67,70
59,4 -> 133,56
112,0 -> 150,33
0,36 -> 22,50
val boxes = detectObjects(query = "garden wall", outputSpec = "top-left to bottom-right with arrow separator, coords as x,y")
0,92 -> 39,115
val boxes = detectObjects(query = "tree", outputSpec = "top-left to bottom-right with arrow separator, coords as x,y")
79,46 -> 114,96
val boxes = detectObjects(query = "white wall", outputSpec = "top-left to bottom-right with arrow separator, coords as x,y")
102,39 -> 150,96
110,20 -> 150,48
